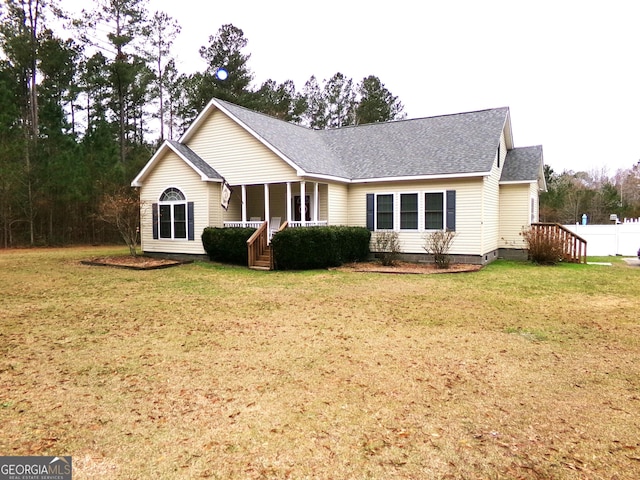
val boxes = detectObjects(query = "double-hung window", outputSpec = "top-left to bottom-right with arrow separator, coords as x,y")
376,194 -> 394,230
159,188 -> 187,239
367,190 -> 454,232
400,193 -> 418,230
425,192 -> 444,230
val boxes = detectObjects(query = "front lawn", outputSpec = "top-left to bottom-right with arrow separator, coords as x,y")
1,247 -> 639,479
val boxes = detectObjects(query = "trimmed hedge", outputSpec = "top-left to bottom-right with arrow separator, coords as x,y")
271,226 -> 370,270
202,227 -> 256,265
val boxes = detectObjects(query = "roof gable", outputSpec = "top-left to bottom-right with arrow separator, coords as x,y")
131,140 -> 223,187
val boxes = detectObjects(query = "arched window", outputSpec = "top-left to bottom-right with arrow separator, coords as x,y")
160,187 -> 185,202
157,188 -> 188,239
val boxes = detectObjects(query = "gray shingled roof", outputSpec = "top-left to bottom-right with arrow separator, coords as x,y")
216,99 -> 510,180
501,146 -> 543,182
168,139 -> 223,180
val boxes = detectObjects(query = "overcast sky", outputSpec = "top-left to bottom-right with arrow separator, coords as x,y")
74,0 -> 640,175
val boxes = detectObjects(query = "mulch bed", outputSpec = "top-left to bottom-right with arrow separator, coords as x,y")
81,256 -> 192,270
81,257 -> 481,273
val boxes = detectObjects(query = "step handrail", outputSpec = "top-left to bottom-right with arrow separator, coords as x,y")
247,221 -> 268,268
531,223 -> 587,263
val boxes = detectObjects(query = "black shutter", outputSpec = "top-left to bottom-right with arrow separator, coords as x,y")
152,203 -> 159,239
366,194 -> 374,231
187,202 -> 195,241
446,190 -> 456,231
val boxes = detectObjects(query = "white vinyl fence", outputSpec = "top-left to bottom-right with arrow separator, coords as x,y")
564,219 -> 640,256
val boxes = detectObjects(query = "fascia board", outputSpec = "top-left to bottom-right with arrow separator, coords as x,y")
178,98 -> 218,144
503,108 -> 514,149
131,141 -> 222,187
131,141 -> 172,187
350,171 -> 489,184
299,172 -> 351,183
499,180 -> 536,185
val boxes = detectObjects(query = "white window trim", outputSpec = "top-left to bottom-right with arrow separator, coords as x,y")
371,190 -> 448,232
374,192 -> 395,231
424,190 -> 447,232
399,192 -> 420,231
159,187 -> 188,241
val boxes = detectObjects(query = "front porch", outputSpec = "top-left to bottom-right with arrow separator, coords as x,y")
222,180 -> 329,235
221,181 -> 330,270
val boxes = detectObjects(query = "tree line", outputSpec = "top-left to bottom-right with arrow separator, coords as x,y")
0,0 -> 405,247
541,163 -> 640,225
1,0 -> 638,248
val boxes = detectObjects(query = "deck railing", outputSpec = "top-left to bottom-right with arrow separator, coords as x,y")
531,223 -> 588,264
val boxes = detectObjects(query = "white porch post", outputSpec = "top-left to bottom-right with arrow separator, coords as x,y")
286,182 -> 292,224
241,185 -> 247,224
300,181 -> 306,227
313,182 -> 319,222
264,183 -> 270,225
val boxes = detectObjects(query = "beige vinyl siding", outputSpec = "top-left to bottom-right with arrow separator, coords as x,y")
269,184 -> 288,221
348,178 -> 485,255
481,165 -> 501,254
139,151 -> 210,254
479,130 -> 508,254
242,185 -> 266,220
319,184 -> 329,222
185,109 -> 299,185
327,182 -> 349,225
499,183 -> 530,249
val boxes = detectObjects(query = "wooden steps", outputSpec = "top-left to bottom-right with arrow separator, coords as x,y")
249,245 -> 272,270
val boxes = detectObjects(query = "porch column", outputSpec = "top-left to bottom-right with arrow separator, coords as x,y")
313,182 -> 319,222
264,183 -> 270,225
286,182 -> 292,224
241,185 -> 247,224
300,181 -> 306,227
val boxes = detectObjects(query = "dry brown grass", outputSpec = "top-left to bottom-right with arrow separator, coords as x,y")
1,247 -> 639,479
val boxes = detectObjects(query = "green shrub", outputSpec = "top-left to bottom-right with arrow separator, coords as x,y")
331,226 -> 372,263
271,226 -> 370,270
201,227 -> 256,265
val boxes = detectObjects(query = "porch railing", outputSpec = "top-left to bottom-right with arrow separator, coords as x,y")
224,221 -> 264,229
225,220 -> 327,229
288,220 -> 328,228
531,223 -> 587,264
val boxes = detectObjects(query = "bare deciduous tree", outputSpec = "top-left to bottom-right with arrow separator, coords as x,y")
97,187 -> 144,256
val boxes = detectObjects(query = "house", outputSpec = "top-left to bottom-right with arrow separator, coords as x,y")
131,98 -> 546,265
